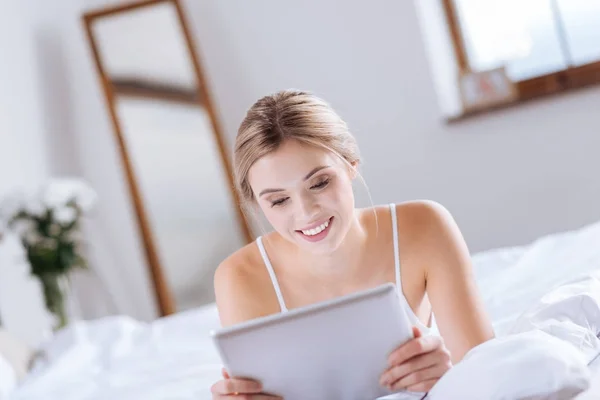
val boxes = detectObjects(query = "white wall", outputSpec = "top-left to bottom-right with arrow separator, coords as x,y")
2,0 -> 599,339
0,4 -> 49,189
184,0 -> 600,252
0,1 -> 55,345
0,0 -> 159,339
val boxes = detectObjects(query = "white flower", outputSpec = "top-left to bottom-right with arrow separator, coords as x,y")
13,220 -> 36,236
65,230 -> 82,242
54,206 -> 77,225
42,179 -> 77,209
42,178 -> 97,213
24,229 -> 42,246
0,191 -> 25,221
25,199 -> 46,217
75,188 -> 97,213
49,224 -> 61,236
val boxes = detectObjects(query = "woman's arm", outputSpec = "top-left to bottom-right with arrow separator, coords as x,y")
213,254 -> 271,327
211,254 -> 285,399
411,200 -> 495,363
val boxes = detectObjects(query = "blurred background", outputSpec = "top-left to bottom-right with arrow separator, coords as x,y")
1,0 -> 599,346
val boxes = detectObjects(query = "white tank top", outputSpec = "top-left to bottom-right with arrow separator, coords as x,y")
255,203 -> 438,336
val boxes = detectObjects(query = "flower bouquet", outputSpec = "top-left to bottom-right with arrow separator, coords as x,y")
0,178 -> 97,330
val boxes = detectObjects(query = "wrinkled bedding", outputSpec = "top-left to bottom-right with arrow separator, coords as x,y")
9,305 -> 224,399
6,220 -> 600,399
428,273 -> 600,399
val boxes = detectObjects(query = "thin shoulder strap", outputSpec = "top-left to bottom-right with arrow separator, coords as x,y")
389,203 -> 403,294
256,236 -> 288,312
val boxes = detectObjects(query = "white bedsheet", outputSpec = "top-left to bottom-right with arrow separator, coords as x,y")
427,273 -> 600,399
9,305 -> 224,399
6,220 -> 600,399
472,220 -> 600,336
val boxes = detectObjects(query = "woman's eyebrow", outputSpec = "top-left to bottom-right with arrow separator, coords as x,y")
258,165 -> 330,197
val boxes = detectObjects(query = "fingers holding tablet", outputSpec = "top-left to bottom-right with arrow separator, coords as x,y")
211,369 -> 283,399
379,326 -> 452,392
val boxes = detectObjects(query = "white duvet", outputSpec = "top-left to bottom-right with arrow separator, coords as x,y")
8,306 -> 224,400
6,220 -> 600,399
428,273 -> 600,399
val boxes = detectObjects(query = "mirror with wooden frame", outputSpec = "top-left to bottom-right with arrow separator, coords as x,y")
82,0 -> 253,316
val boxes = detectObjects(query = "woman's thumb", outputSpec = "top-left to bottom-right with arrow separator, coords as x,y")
412,326 -> 422,338
222,367 -> 230,379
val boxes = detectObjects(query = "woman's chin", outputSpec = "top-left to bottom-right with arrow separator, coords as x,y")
294,225 -> 346,255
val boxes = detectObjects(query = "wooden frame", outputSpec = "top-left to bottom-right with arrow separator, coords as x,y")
111,77 -> 202,105
441,0 -> 600,120
82,0 -> 254,317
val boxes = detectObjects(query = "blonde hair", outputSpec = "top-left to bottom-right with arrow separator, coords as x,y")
234,89 -> 361,205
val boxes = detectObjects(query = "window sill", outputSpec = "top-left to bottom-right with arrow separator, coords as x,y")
446,60 -> 600,123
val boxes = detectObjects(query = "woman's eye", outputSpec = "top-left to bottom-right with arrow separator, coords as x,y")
271,197 -> 289,207
311,178 -> 330,190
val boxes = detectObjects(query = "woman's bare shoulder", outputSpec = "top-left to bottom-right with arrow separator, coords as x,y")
362,200 -> 451,232
394,199 -> 453,233
213,240 -> 280,327
395,199 -> 448,216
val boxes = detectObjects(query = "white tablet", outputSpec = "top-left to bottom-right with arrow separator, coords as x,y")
210,283 -> 415,400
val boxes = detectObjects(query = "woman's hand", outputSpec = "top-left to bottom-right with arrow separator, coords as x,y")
211,368 -> 283,399
379,326 -> 452,393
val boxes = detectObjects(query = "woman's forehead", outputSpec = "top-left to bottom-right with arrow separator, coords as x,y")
249,141 -> 337,188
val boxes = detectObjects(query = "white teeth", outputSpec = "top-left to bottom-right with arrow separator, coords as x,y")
301,219 -> 329,236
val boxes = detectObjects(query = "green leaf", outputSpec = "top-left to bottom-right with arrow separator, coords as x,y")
27,242 -> 59,276
57,242 -> 76,274
74,254 -> 88,269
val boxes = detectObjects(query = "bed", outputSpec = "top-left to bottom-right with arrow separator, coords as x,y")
3,219 -> 600,399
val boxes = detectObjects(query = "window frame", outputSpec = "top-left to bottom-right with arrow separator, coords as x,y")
441,0 -> 600,119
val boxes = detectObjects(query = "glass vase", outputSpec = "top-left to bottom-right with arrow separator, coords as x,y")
38,272 -> 70,331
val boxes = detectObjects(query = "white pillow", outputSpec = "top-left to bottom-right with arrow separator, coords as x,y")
428,330 -> 590,400
0,354 -> 17,399
0,329 -> 33,381
509,274 -> 600,365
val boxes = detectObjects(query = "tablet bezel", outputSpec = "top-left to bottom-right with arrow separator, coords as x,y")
210,282 -> 401,340
210,282 -> 416,399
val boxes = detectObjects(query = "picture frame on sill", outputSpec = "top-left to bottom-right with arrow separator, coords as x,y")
458,66 -> 518,113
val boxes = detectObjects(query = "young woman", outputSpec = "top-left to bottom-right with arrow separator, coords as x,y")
210,90 -> 494,399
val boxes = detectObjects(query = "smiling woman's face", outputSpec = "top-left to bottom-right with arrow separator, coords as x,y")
248,139 -> 356,254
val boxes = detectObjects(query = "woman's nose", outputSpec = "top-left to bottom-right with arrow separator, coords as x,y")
297,194 -> 319,219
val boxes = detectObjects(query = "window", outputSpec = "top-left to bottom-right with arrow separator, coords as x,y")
442,0 -> 600,108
